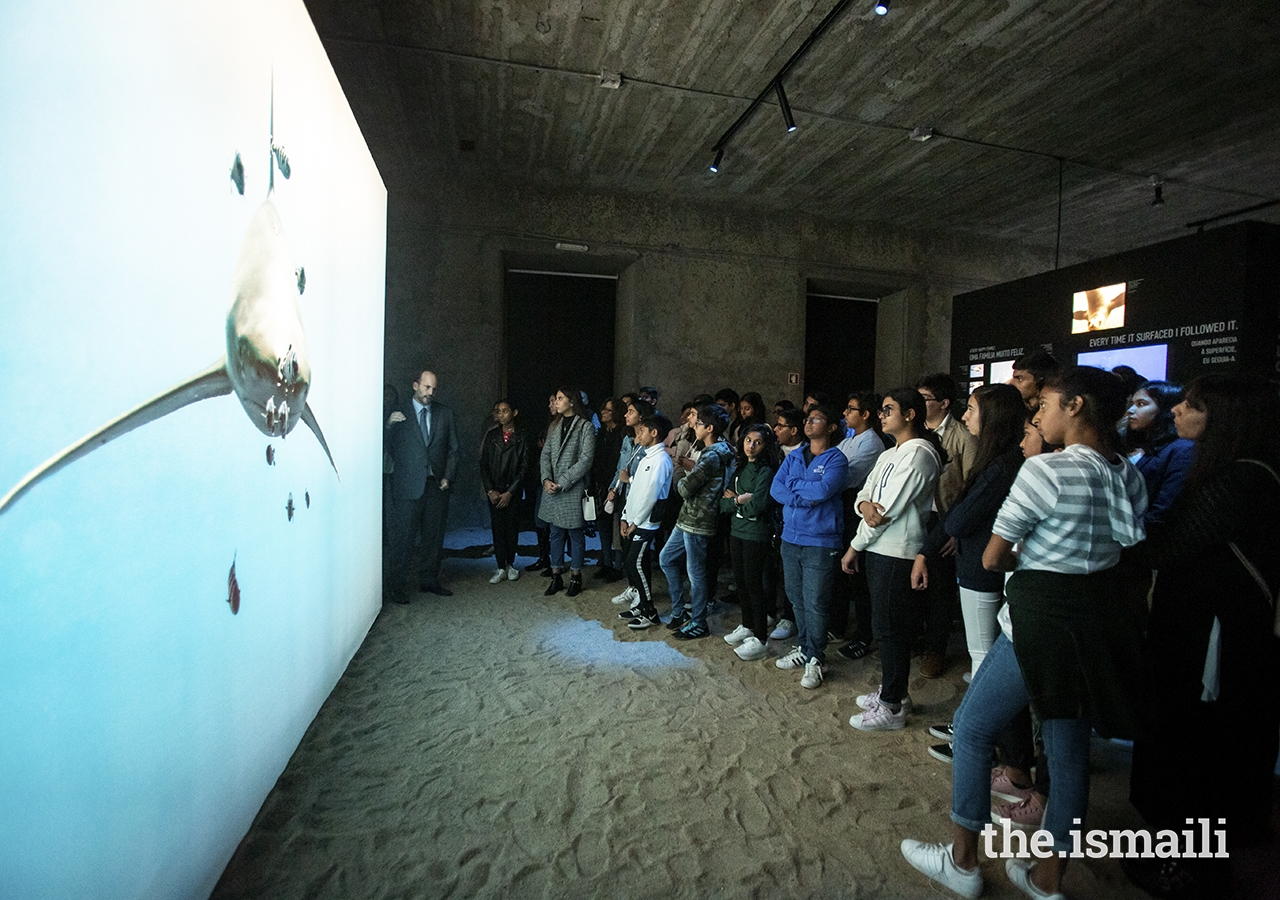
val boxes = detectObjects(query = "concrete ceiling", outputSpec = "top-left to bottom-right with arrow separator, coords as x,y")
304,0 -> 1280,260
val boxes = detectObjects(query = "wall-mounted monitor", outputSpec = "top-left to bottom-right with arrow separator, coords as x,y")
989,359 -> 1015,384
1072,282 -> 1127,333
1076,343 -> 1169,381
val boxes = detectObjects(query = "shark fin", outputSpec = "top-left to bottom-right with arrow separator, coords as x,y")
0,360 -> 233,515
301,402 -> 339,480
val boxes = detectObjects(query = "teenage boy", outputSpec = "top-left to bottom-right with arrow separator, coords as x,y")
915,373 -> 975,678
617,414 -> 674,629
1007,350 -> 1061,411
833,391 -> 886,657
769,403 -> 848,689
660,405 -> 734,640
773,408 -> 805,456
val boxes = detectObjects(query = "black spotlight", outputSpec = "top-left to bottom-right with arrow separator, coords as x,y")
710,148 -> 724,173
775,82 -> 797,133
874,1 -> 889,15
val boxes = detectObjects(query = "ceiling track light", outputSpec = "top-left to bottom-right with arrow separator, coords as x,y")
874,0 -> 889,15
909,125 -> 934,142
1150,175 -> 1165,207
710,147 -> 724,173
775,82 -> 797,132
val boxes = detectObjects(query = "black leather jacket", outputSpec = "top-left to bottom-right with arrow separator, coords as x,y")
479,426 -> 531,496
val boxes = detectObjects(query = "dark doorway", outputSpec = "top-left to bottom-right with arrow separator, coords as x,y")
505,270 -> 617,428
804,292 -> 878,398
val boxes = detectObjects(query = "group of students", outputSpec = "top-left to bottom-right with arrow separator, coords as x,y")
477,360 -> 1280,900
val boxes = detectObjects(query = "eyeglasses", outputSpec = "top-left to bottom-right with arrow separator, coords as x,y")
804,416 -> 827,425
919,395 -> 941,404
879,407 -> 896,417
845,405 -> 863,414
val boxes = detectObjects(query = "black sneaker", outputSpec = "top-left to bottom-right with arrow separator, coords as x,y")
929,723 -> 954,740
665,612 -> 690,631
927,743 -> 954,764
837,639 -> 872,660
672,621 -> 709,640
618,605 -> 642,620
627,611 -> 662,630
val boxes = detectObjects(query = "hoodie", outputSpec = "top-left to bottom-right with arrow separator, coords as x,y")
851,437 -> 942,559
769,445 -> 848,548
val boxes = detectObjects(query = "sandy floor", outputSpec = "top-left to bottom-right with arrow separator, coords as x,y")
212,532 -> 1277,899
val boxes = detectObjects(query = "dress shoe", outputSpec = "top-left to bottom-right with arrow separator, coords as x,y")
544,572 -> 564,596
525,557 -> 550,572
920,651 -> 946,679
421,583 -> 453,597
565,573 -> 583,597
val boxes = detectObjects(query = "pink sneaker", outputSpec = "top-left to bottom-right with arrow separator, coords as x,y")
990,766 -> 1035,803
992,793 -> 1046,832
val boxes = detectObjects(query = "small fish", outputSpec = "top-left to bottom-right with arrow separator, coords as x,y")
230,153 -> 244,195
304,490 -> 310,508
227,555 -> 241,614
272,142 -> 290,180
266,444 -> 275,465
295,266 -> 305,295
286,492 -> 294,521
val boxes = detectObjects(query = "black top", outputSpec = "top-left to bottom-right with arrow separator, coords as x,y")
920,446 -> 1022,592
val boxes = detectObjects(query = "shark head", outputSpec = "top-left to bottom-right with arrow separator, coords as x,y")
225,196 -> 312,439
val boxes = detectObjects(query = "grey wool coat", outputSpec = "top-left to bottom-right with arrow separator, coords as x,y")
539,414 -> 597,529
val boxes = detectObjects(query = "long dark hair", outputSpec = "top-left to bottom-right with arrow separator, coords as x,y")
735,422 -> 782,471
1125,380 -> 1183,454
738,392 -> 766,427
885,387 -> 948,465
964,384 -> 1025,491
1181,373 -> 1280,495
555,385 -> 590,421
1041,366 -> 1128,453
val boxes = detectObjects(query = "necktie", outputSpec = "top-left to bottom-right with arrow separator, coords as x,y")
420,406 -> 431,445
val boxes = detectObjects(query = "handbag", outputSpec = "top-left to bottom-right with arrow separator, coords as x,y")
582,491 -> 598,521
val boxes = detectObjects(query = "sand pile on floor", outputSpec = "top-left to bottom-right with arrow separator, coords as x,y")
212,552 -> 1273,899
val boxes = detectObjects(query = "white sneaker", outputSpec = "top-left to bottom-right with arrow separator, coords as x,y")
611,586 -> 639,605
507,566 -> 520,581
489,568 -> 506,584
855,685 -> 913,715
723,625 -> 753,646
849,702 -> 907,731
1005,858 -> 1066,900
900,841 -> 982,899
775,645 -> 806,669
801,658 -> 823,689
734,636 -> 767,660
769,618 -> 795,640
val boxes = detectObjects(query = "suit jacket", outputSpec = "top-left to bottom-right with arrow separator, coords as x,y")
933,414 -> 976,513
386,399 -> 460,500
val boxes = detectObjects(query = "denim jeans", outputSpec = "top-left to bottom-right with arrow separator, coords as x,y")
779,541 -> 841,664
864,551 -> 917,705
549,525 -> 585,572
658,527 -> 710,626
950,633 -> 1092,850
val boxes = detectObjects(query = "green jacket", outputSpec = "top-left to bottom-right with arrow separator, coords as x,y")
719,460 -> 776,542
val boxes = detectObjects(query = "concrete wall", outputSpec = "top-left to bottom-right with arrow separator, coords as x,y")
386,179 -> 1052,527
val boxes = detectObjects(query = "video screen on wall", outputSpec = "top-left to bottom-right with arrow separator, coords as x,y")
1071,282 -> 1127,333
1076,344 -> 1169,381
989,360 -> 1015,384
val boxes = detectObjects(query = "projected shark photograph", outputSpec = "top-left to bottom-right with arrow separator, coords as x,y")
0,97 -> 336,516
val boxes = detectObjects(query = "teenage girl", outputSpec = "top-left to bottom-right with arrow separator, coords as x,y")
844,388 -> 944,730
720,423 -> 781,661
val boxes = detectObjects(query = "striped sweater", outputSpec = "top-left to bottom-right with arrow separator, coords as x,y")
993,444 -> 1147,574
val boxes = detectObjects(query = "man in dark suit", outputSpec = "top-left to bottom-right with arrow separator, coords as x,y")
385,369 -> 460,601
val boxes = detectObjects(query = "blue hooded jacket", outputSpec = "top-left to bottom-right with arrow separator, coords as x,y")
769,445 -> 848,548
